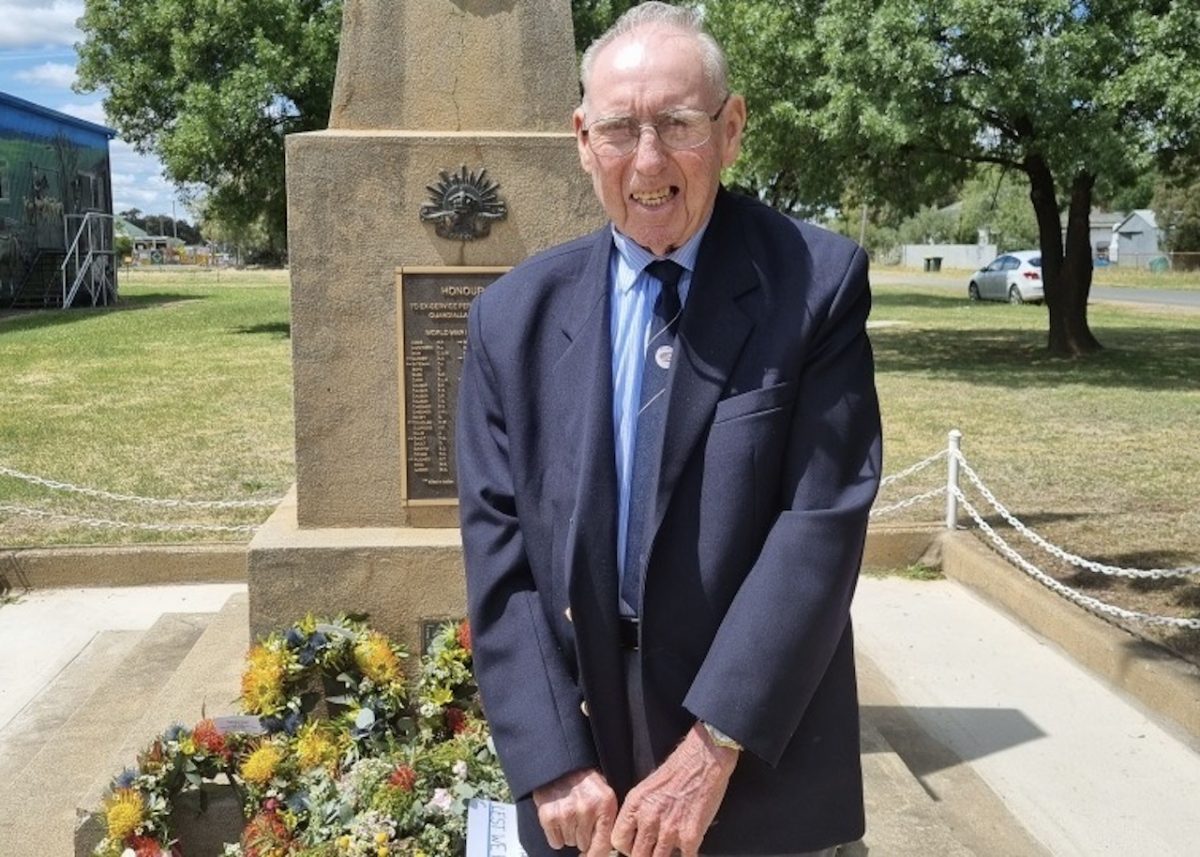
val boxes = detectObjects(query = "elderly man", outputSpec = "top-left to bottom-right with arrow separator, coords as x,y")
456,4 -> 881,856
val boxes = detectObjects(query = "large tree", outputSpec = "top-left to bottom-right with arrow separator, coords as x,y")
76,0 -> 343,255
708,1 -> 1200,356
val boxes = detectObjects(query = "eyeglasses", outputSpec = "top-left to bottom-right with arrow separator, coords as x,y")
583,96 -> 729,157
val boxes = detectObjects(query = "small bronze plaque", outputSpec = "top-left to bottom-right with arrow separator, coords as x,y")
397,267 -> 509,524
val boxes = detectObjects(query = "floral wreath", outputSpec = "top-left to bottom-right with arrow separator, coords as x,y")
92,617 -> 509,857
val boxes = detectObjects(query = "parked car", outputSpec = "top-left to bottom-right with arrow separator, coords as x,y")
968,251 -> 1044,304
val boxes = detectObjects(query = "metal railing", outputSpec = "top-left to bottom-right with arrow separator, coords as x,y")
60,212 -> 117,309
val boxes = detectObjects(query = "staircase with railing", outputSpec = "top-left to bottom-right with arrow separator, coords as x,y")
60,212 -> 117,309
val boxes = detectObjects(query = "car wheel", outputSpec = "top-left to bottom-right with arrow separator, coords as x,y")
968,282 -> 980,301
1008,285 -> 1024,305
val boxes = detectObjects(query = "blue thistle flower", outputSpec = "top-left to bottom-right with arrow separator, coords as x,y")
114,768 -> 138,789
284,627 -> 306,649
163,723 -> 186,741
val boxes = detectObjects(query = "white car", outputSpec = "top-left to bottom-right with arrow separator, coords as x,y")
968,251 -> 1044,304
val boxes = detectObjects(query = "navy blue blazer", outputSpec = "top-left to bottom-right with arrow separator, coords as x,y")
457,188 -> 882,855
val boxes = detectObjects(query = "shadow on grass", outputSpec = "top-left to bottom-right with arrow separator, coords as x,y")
0,292 -> 206,334
872,290 -> 965,311
872,324 -> 1200,391
235,321 -> 291,339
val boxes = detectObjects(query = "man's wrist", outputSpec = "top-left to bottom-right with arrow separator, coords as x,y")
700,721 -> 743,752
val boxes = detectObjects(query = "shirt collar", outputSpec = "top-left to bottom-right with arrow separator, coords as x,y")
610,215 -> 711,294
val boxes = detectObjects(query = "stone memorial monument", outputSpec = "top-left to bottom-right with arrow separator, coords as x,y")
248,0 -> 603,654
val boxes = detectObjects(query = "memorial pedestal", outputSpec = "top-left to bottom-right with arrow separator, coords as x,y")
248,0 -> 602,646
248,489 -> 465,654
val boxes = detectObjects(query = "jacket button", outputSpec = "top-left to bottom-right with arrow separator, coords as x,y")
564,607 -> 573,623
580,701 -> 589,717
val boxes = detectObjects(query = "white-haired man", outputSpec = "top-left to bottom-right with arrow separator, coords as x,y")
457,4 -> 881,855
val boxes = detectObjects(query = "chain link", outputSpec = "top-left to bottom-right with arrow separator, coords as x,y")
953,453 -> 1200,579
0,503 -> 259,534
953,490 -> 1200,630
878,449 -> 947,488
0,464 -> 281,509
869,486 -> 946,518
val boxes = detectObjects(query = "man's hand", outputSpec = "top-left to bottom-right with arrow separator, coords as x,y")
533,767 -> 619,855
611,722 -> 739,857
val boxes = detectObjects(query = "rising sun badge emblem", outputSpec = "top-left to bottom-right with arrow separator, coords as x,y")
418,165 -> 509,241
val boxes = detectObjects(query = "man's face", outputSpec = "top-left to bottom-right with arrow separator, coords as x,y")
573,27 -> 746,256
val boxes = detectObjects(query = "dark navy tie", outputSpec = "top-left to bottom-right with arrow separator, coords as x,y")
621,259 -> 685,616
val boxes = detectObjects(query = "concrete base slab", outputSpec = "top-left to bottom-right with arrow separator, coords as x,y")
0,613 -> 211,855
854,575 -> 1200,857
0,543 -> 246,590
941,531 -> 1200,744
247,489 -> 465,658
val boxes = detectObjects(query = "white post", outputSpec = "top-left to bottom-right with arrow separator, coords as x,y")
945,429 -> 963,529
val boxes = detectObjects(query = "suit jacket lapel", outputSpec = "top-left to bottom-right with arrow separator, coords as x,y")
650,190 -> 759,543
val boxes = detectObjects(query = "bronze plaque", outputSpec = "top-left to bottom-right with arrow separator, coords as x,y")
396,267 -> 508,523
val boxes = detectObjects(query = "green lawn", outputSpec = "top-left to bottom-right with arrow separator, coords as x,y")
0,268 -> 294,544
869,284 -> 1200,658
1,268 -> 1196,655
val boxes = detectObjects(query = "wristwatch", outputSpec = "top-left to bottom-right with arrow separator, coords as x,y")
701,721 -> 743,752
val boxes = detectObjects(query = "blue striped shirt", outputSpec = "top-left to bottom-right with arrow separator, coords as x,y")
609,222 -> 709,588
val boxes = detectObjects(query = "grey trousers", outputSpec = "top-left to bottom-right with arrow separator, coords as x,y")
623,650 -> 842,857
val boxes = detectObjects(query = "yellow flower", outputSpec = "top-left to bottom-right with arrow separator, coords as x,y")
354,632 -> 402,686
337,835 -> 352,852
377,847 -> 389,857
241,644 -> 289,715
240,743 -> 285,785
104,788 -> 144,840
375,831 -> 389,844
178,736 -> 197,756
295,721 -> 340,771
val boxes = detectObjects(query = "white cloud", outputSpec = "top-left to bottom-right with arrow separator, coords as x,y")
15,60 -> 76,88
0,1 -> 84,49
56,99 -> 106,125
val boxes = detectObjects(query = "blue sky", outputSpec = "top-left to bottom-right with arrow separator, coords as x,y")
1,0 -> 185,218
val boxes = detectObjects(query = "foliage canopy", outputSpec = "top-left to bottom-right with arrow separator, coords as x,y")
76,0 -> 343,255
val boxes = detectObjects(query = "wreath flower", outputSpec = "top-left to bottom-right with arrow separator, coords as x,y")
94,617 -> 507,857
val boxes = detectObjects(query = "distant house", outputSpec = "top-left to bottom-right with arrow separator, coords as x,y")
1108,210 -> 1164,266
1060,209 -> 1126,262
0,91 -> 117,309
115,216 -> 184,265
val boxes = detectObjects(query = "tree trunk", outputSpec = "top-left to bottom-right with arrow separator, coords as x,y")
1026,156 -> 1102,355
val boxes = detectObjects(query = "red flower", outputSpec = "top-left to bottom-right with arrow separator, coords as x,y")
445,707 -> 468,735
127,836 -> 166,857
456,620 -> 472,653
241,809 -> 292,857
192,718 -> 228,757
389,764 -> 417,792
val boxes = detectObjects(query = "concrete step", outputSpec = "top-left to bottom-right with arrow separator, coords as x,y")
0,612 -> 213,856
74,594 -> 251,855
856,651 -> 1052,856
0,630 -> 142,788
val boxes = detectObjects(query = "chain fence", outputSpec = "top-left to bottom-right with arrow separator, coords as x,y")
0,463 -> 282,536
870,431 -> 1200,630
3,434 -> 1199,631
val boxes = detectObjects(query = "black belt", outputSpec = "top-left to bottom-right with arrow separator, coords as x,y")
618,616 -> 639,651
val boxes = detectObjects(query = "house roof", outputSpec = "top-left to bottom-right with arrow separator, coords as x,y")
1113,209 -> 1158,232
0,90 -> 117,141
114,217 -> 150,239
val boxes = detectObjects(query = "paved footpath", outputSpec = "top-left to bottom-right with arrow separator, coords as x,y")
0,583 -> 244,731
4,579 -> 1200,856
854,575 -> 1200,857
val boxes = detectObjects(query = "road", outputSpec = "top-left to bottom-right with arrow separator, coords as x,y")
871,269 -> 1200,309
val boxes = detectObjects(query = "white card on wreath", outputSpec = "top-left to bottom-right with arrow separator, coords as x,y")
467,798 -> 527,857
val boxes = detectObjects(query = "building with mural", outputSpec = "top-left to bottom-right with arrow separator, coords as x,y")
0,91 -> 117,309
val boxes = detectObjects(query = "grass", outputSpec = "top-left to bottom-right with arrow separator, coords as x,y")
869,284 -> 1200,661
0,267 -> 1196,659
0,267 -> 294,545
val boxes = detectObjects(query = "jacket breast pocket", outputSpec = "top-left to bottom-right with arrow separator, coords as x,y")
711,381 -> 796,425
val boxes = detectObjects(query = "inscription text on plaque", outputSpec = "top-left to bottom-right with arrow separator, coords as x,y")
396,267 -> 508,526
